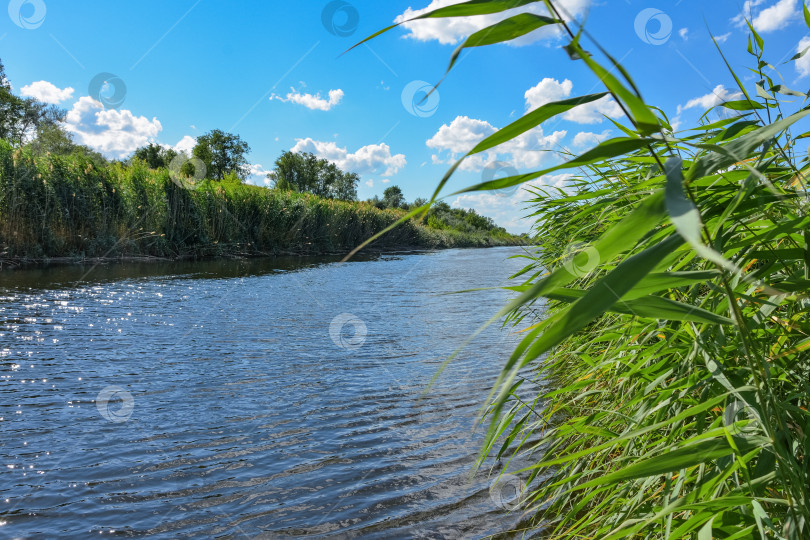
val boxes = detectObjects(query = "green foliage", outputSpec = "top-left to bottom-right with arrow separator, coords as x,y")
131,142 -> 177,170
269,150 -> 358,201
0,58 -> 107,165
364,2 -> 810,538
28,123 -> 77,157
0,143 -> 521,263
425,201 -> 509,237
382,185 -> 405,209
192,129 -> 250,180
0,59 -> 64,146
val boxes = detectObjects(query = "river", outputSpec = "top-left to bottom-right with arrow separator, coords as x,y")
0,247 -> 531,538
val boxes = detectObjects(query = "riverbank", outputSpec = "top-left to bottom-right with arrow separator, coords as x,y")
0,143 -> 525,269
0,244 -> 506,270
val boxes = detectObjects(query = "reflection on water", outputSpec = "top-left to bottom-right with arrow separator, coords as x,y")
0,247 -> 533,538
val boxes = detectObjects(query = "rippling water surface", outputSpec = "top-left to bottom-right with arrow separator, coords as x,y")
1,247 -> 529,538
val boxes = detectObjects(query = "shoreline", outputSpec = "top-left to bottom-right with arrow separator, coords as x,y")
0,242 -> 526,271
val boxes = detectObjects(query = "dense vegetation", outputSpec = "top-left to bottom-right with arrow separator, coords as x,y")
367,2 -> 810,538
269,150 -> 359,200
0,62 -> 522,265
0,141 -> 521,264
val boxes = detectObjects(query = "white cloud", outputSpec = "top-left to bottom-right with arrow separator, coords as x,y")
676,85 -> 743,114
450,173 -> 573,232
796,36 -> 810,78
20,80 -> 75,104
679,28 -> 689,40
715,32 -> 732,43
63,97 -> 162,159
731,0 -> 766,26
525,78 -> 573,110
291,138 -> 406,177
732,0 -> 798,32
562,95 -> 623,124
246,163 -> 273,186
524,78 -> 622,124
752,0 -> 798,31
173,135 -> 196,155
394,0 -> 590,45
572,130 -> 611,148
500,126 -> 567,169
426,115 -> 566,171
271,87 -> 344,111
427,115 -> 497,154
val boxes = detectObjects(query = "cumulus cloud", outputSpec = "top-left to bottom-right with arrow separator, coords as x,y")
679,28 -> 689,40
172,135 -> 196,155
291,138 -> 406,177
731,0 -> 766,26
796,36 -> 810,78
572,130 -> 611,148
427,115 -> 496,154
20,80 -> 74,104
562,95 -> 623,124
450,173 -> 573,232
524,78 -> 622,124
271,87 -> 344,111
525,78 -> 573,110
63,97 -> 162,159
732,0 -> 799,32
676,85 -> 743,114
426,115 -> 566,171
394,0 -> 590,45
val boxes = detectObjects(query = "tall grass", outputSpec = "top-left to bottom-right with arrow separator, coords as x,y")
363,2 -> 810,537
0,142 -> 520,264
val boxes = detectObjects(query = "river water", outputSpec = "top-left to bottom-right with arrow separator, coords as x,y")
0,247 -> 532,538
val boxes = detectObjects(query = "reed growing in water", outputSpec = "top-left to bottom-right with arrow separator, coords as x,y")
0,142 -> 521,264
364,2 -> 810,537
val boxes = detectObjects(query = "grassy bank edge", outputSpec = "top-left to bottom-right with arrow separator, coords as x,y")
0,142 -> 527,269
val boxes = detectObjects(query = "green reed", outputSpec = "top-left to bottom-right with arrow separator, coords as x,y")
362,2 -> 809,537
0,143 -> 520,264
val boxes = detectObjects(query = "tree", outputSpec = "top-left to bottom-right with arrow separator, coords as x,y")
269,150 -> 358,201
382,185 -> 405,209
29,123 -> 75,156
132,143 -> 177,169
0,58 -> 64,145
192,129 -> 250,180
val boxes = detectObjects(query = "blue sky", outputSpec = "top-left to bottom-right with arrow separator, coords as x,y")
4,0 -> 810,232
